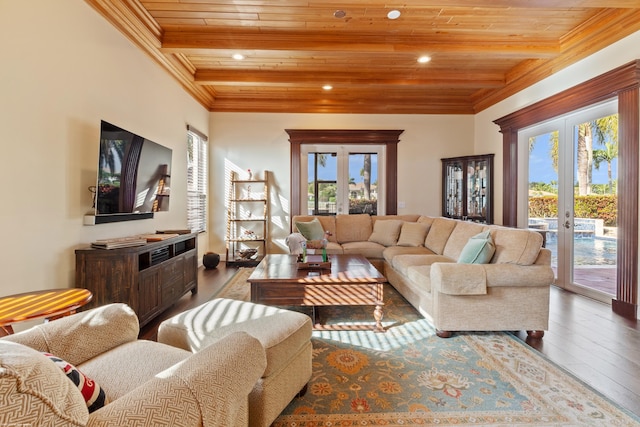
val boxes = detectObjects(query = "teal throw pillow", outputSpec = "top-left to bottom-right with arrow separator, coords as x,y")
457,230 -> 495,264
295,218 -> 325,241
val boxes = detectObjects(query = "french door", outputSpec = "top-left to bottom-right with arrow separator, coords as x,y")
518,100 -> 618,302
300,145 -> 385,216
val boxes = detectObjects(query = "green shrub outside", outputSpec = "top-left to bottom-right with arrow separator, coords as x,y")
529,195 -> 617,226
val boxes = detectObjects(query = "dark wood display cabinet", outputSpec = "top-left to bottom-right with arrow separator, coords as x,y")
441,154 -> 494,224
75,233 -> 197,327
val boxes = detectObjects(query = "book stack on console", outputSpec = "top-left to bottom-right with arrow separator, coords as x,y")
91,236 -> 148,249
140,233 -> 179,242
156,229 -> 192,235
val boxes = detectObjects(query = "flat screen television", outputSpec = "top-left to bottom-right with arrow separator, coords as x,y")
91,120 -> 172,224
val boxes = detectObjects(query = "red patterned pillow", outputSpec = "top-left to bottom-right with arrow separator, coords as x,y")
43,353 -> 108,413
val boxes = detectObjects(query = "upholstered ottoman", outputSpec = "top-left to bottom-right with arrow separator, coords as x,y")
157,298 -> 313,427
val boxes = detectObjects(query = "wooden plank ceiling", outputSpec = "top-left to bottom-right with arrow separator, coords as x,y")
86,1 -> 640,114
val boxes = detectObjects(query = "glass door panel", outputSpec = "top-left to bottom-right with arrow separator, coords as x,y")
527,129 -> 560,280
522,100 -> 617,303
302,145 -> 384,216
307,152 -> 337,215
569,113 -> 617,297
348,153 -> 378,215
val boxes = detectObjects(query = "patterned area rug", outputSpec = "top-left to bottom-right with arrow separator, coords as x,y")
220,268 -> 640,426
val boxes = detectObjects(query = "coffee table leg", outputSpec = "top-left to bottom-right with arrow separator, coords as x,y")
373,304 -> 384,333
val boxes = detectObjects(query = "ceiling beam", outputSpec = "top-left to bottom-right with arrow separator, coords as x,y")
194,69 -> 504,88
161,30 -> 560,57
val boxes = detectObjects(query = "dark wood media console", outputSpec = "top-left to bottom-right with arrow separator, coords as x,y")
75,233 -> 198,327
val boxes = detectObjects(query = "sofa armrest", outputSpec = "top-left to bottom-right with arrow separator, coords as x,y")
87,332 -> 267,427
2,303 -> 139,366
431,262 -> 554,296
431,263 -> 488,295
482,263 -> 555,288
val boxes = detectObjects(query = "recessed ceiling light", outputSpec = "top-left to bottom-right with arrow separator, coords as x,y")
387,10 -> 401,20
334,10 -> 346,18
418,56 -> 431,64
323,85 -> 333,90
232,53 -> 245,60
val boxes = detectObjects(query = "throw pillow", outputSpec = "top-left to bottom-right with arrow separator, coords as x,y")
368,219 -> 403,246
43,353 -> 108,413
397,222 -> 430,247
295,218 -> 325,241
457,230 -> 495,264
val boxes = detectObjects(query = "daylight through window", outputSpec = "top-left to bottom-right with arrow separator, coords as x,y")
187,126 -> 208,232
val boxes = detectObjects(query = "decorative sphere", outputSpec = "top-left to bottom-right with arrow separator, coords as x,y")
202,252 -> 220,269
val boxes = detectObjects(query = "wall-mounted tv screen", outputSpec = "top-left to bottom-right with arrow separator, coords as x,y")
92,120 -> 172,224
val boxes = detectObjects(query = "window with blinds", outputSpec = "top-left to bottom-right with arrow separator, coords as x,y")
187,126 -> 207,232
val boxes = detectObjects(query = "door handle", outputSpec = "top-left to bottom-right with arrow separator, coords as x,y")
564,220 -> 572,229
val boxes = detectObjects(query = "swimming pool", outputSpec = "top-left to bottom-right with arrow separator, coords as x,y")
544,234 -> 617,266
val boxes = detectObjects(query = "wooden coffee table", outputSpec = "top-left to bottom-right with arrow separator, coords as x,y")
248,254 -> 387,332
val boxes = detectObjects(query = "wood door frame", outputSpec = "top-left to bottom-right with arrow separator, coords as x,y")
494,59 -> 640,319
286,129 -> 403,218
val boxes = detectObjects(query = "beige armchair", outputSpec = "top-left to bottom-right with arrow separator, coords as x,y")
0,303 -> 266,427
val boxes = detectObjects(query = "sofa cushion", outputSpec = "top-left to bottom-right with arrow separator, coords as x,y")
373,214 -> 421,223
457,230 -> 495,264
43,352 -> 107,413
442,221 -> 488,260
417,216 -> 435,227
310,241 -> 343,255
293,215 -> 337,242
368,219 -> 403,246
78,341 -> 189,401
424,218 -> 458,254
382,246 -> 433,263
0,341 -> 88,427
294,218 -> 325,240
490,227 -> 544,265
342,241 -> 386,259
392,254 -> 453,276
335,214 -> 373,243
397,222 -> 430,247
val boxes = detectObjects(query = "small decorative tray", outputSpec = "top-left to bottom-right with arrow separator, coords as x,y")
296,254 -> 331,270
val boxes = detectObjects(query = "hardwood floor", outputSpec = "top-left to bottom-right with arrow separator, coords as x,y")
141,263 -> 640,418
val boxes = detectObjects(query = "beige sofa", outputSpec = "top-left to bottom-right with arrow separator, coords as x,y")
289,214 -> 554,338
0,303 -> 266,427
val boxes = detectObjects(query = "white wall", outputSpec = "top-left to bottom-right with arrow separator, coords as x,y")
208,113 -> 474,256
0,0 -> 209,303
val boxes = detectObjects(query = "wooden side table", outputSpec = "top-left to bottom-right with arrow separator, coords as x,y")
0,288 -> 93,335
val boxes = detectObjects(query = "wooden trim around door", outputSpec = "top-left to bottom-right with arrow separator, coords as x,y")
494,59 -> 640,319
286,129 -> 403,219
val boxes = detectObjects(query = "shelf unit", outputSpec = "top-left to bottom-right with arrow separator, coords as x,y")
441,154 -> 494,224
75,233 -> 198,327
153,171 -> 170,212
226,171 -> 269,267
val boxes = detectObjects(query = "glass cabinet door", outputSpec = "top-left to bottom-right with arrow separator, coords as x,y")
466,159 -> 489,220
442,154 -> 493,223
443,160 -> 464,218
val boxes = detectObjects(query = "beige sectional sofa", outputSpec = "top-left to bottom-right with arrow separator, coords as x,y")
289,214 -> 554,338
